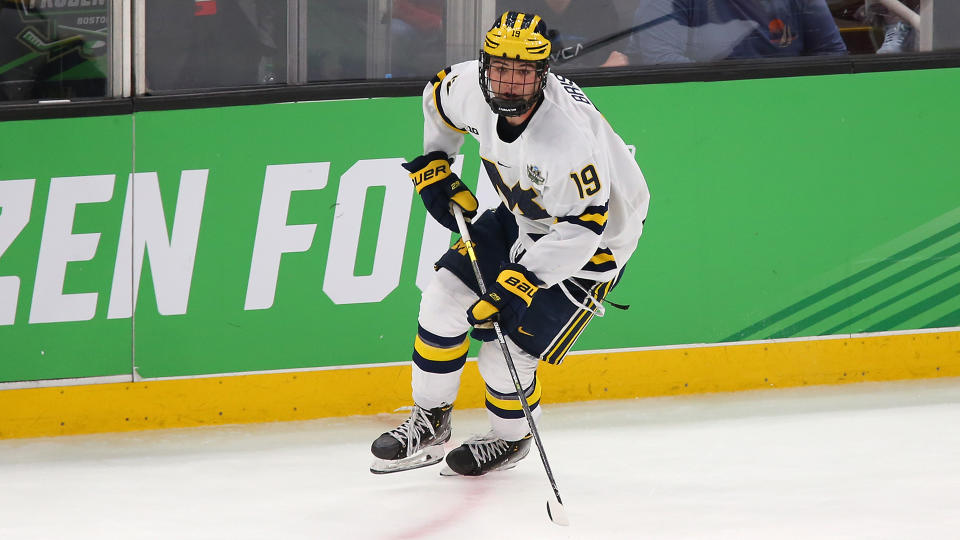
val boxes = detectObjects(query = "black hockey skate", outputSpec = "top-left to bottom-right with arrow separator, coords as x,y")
440,431 -> 532,477
369,403 -> 452,474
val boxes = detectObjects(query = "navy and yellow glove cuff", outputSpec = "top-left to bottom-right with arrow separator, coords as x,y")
404,151 -> 452,193
403,150 -> 479,233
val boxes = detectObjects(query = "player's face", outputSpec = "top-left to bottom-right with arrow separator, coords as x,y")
487,58 -> 540,101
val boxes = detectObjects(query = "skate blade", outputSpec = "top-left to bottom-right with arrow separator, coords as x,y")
439,460 -> 520,477
370,445 -> 444,474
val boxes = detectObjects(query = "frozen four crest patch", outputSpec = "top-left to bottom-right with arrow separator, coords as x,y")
526,164 -> 547,186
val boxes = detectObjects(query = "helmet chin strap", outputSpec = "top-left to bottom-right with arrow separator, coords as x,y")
492,97 -> 530,117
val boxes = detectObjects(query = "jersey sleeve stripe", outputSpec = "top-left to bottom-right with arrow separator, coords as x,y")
431,67 -> 467,134
581,247 -> 617,273
557,203 -> 609,235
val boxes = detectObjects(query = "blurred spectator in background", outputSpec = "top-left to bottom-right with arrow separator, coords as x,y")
146,0 -> 284,92
307,0 -> 367,81
497,0 -> 628,68
626,0 -> 848,65
864,0 -> 919,53
390,0 -> 444,78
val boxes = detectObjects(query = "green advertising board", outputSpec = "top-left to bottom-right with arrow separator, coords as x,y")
2,68 -> 959,384
0,114 -> 132,382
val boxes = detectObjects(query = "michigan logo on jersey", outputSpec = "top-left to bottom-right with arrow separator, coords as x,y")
482,157 -> 549,220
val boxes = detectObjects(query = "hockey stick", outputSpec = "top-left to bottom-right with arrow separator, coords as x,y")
552,13 -> 673,65
452,205 -> 569,527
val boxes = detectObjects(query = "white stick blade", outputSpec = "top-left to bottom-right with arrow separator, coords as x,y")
546,499 -> 569,526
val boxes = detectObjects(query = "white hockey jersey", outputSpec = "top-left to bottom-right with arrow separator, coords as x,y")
421,59 -> 650,288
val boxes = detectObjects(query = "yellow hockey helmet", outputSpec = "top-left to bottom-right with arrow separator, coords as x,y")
483,11 -> 551,62
479,12 -> 552,116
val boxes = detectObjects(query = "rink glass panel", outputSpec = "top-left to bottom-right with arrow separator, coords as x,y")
7,1 -> 960,101
143,1 -> 289,93
0,1 -> 113,101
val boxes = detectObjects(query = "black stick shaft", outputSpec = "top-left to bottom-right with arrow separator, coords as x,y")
553,13 -> 673,64
452,207 -> 565,506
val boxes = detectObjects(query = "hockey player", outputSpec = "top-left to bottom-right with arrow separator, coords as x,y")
370,11 -> 650,476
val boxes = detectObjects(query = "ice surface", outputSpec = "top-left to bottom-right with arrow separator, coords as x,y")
1,378 -> 959,539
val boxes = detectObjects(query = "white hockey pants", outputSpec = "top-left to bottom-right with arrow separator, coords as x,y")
412,269 -> 541,442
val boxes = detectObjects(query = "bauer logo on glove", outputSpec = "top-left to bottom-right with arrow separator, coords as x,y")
410,160 -> 449,191
467,263 -> 542,335
403,150 -> 479,233
502,274 -> 536,301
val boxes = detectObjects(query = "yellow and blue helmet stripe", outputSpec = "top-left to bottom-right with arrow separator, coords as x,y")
483,12 -> 551,61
